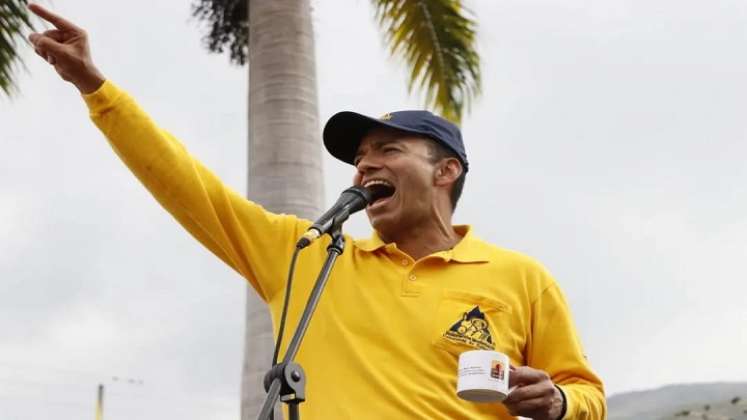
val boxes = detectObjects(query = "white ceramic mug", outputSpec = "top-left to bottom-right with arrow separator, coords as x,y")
456,350 -> 512,402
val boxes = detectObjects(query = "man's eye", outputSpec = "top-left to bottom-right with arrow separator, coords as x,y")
383,147 -> 399,153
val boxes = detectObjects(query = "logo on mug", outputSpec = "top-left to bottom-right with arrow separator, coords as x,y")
490,360 -> 505,381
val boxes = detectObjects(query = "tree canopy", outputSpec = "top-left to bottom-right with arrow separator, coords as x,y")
191,0 -> 481,123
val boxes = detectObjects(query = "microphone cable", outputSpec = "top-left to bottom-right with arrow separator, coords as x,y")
271,245 -> 303,366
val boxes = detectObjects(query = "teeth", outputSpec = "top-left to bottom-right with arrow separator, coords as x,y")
363,179 -> 393,188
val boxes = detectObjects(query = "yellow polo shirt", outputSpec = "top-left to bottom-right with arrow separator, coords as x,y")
83,80 -> 606,419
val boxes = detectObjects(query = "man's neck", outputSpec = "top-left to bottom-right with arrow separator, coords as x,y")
379,208 -> 461,261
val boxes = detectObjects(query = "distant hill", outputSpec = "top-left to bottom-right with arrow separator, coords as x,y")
608,382 -> 747,420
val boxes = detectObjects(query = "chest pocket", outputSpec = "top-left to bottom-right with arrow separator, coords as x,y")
432,290 -> 514,358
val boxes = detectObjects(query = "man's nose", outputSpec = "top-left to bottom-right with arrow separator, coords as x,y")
355,154 -> 383,173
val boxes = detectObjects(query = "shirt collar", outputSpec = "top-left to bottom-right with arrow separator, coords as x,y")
353,225 -> 492,263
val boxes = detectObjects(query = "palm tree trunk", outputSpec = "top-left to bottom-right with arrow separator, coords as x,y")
241,0 -> 324,418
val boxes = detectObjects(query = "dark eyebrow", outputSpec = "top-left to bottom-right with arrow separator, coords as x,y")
354,138 -> 401,161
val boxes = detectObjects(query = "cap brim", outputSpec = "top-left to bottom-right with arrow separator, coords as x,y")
322,111 -> 415,166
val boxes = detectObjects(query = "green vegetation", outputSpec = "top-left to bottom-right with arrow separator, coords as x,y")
191,0 -> 481,123
0,0 -> 34,96
608,382 -> 747,420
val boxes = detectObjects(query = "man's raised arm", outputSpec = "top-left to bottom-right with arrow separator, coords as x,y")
27,4 -> 309,302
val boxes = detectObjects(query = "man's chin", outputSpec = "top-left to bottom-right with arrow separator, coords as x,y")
367,213 -> 400,239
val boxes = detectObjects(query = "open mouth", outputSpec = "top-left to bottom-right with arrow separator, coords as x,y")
364,179 -> 396,208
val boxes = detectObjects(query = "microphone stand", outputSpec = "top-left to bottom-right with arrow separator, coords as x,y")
256,221 -> 347,420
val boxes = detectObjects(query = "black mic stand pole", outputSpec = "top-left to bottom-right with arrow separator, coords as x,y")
256,221 -> 347,420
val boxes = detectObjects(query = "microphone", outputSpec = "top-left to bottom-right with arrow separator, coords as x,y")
296,186 -> 372,249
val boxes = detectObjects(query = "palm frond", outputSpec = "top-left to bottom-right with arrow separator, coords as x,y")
0,0 -> 34,97
191,0 -> 248,65
371,0 -> 481,123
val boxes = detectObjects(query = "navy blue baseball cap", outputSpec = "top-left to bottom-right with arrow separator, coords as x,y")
323,110 -> 469,172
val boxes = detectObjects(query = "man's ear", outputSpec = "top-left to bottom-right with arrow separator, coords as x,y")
434,157 -> 462,187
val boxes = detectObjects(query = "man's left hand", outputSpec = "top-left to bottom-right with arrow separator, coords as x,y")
502,366 -> 564,420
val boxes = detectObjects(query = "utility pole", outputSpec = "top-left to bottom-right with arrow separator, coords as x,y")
94,375 -> 143,419
95,383 -> 104,420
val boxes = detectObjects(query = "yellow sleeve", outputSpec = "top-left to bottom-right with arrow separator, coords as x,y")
82,80 -> 309,302
527,281 -> 607,419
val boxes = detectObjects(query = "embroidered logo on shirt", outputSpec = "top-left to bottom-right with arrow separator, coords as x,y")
443,306 -> 494,350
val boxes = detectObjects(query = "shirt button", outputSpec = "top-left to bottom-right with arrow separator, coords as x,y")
401,259 -> 409,266
409,274 -> 417,281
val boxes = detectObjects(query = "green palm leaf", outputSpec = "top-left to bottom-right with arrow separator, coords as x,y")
191,0 -> 248,65
0,0 -> 34,97
371,0 -> 481,123
191,0 -> 481,123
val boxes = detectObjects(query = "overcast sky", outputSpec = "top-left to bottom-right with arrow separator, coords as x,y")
2,0 -> 746,419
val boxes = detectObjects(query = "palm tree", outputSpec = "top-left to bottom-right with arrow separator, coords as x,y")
0,0 -> 34,96
191,0 -> 481,418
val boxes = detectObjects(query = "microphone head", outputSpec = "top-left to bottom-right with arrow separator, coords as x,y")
342,185 -> 373,212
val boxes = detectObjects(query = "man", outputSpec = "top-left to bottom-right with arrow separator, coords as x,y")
28,4 -> 605,419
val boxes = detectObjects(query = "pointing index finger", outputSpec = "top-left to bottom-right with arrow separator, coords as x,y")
28,3 -> 81,31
